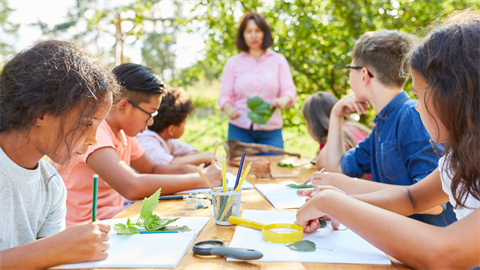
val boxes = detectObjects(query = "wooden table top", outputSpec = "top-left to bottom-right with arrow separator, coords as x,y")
114,156 -> 411,270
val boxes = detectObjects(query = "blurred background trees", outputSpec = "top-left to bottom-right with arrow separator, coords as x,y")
2,0 -> 479,156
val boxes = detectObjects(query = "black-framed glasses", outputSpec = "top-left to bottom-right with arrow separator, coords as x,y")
345,65 -> 374,78
126,100 -> 158,123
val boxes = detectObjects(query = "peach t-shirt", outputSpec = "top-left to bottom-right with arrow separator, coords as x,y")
54,120 -> 144,226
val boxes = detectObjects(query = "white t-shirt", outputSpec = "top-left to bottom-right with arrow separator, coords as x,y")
0,146 -> 67,251
136,130 -> 197,165
439,155 -> 480,220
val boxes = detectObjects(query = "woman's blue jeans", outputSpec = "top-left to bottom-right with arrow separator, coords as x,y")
227,123 -> 284,156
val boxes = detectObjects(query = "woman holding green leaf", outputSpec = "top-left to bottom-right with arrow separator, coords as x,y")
219,12 -> 296,154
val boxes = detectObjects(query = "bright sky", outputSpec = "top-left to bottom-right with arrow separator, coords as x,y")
6,0 -> 205,72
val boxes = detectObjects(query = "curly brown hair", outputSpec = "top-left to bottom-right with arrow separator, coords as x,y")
148,88 -> 193,133
408,10 -> 480,208
0,40 -> 121,155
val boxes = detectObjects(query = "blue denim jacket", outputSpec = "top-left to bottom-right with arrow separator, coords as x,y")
341,91 -> 457,226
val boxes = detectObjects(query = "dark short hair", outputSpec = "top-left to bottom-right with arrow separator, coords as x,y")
148,88 -> 194,133
236,12 -> 273,52
113,63 -> 166,104
0,40 -> 120,154
352,30 -> 419,88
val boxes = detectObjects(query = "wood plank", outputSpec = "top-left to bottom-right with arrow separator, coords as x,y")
112,156 -> 412,270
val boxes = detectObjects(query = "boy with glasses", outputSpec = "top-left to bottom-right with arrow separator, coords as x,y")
53,63 -> 222,226
310,30 -> 456,226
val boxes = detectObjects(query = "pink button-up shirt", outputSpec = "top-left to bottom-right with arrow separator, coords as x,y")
218,50 -> 297,131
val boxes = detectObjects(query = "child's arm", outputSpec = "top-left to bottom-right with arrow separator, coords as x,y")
87,148 -> 222,199
310,170 -> 444,214
296,172 -> 480,269
170,152 -> 213,166
326,94 -> 370,173
0,221 -> 110,269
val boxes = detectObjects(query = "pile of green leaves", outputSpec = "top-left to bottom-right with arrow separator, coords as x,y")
286,183 -> 313,189
247,97 -> 275,125
114,188 -> 189,235
277,162 -> 296,168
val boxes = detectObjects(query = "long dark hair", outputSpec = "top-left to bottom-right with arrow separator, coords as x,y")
302,92 -> 370,147
408,11 -> 480,208
0,40 -> 121,161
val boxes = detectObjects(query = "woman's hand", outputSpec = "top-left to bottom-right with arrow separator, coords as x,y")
223,103 -> 241,120
269,95 -> 292,109
331,93 -> 370,117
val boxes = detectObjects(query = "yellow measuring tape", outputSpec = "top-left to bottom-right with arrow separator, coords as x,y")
229,216 -> 303,244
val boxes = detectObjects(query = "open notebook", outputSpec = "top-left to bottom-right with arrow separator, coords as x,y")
176,172 -> 253,194
228,210 -> 391,265
52,216 -> 210,269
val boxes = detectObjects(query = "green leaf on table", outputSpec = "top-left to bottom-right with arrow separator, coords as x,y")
140,188 -> 161,220
161,225 -> 192,232
277,162 -> 296,168
144,215 -> 180,231
319,218 -> 327,228
185,197 -> 211,209
113,223 -> 140,235
247,96 -> 275,125
286,183 -> 313,189
285,240 -> 316,252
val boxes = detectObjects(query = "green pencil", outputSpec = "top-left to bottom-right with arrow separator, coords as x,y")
139,231 -> 179,234
92,174 -> 98,221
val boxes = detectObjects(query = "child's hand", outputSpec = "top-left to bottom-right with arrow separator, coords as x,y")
297,185 -> 346,201
331,93 -> 370,117
204,162 -> 223,187
202,151 -> 214,164
57,221 -> 110,262
310,171 -> 350,188
296,193 -> 342,232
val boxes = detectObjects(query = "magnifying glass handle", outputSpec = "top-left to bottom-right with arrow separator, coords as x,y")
210,247 -> 263,260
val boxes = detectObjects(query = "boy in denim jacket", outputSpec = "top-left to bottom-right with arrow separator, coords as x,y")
312,30 -> 456,226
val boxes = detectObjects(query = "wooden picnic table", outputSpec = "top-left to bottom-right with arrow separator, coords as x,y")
114,156 -> 411,270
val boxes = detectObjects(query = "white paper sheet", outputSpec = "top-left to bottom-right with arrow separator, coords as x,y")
176,172 -> 253,194
52,216 -> 210,269
227,210 -> 391,265
255,182 -> 307,209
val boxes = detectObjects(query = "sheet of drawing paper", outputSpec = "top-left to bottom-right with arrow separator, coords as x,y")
227,210 -> 391,265
52,217 -> 210,269
176,172 -> 253,194
254,182 -> 307,209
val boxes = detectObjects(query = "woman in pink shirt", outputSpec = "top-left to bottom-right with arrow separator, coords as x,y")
219,12 -> 297,153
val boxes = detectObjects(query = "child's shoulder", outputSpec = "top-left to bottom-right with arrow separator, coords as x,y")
38,159 -> 66,191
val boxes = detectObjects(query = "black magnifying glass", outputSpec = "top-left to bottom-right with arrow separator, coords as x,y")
192,240 -> 263,260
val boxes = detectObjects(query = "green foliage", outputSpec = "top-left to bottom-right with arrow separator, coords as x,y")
114,188 -> 187,234
285,240 -> 316,252
247,97 -> 275,125
277,162 -> 296,168
286,183 -> 313,189
0,0 -> 20,63
177,0 -> 480,127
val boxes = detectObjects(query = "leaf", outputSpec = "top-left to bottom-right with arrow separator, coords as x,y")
140,188 -> 161,220
247,96 -> 275,125
285,240 -> 316,252
319,218 -> 327,228
185,197 -> 211,209
145,216 -> 180,231
113,223 -> 140,235
277,162 -> 296,168
286,183 -> 313,189
160,225 -> 191,232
